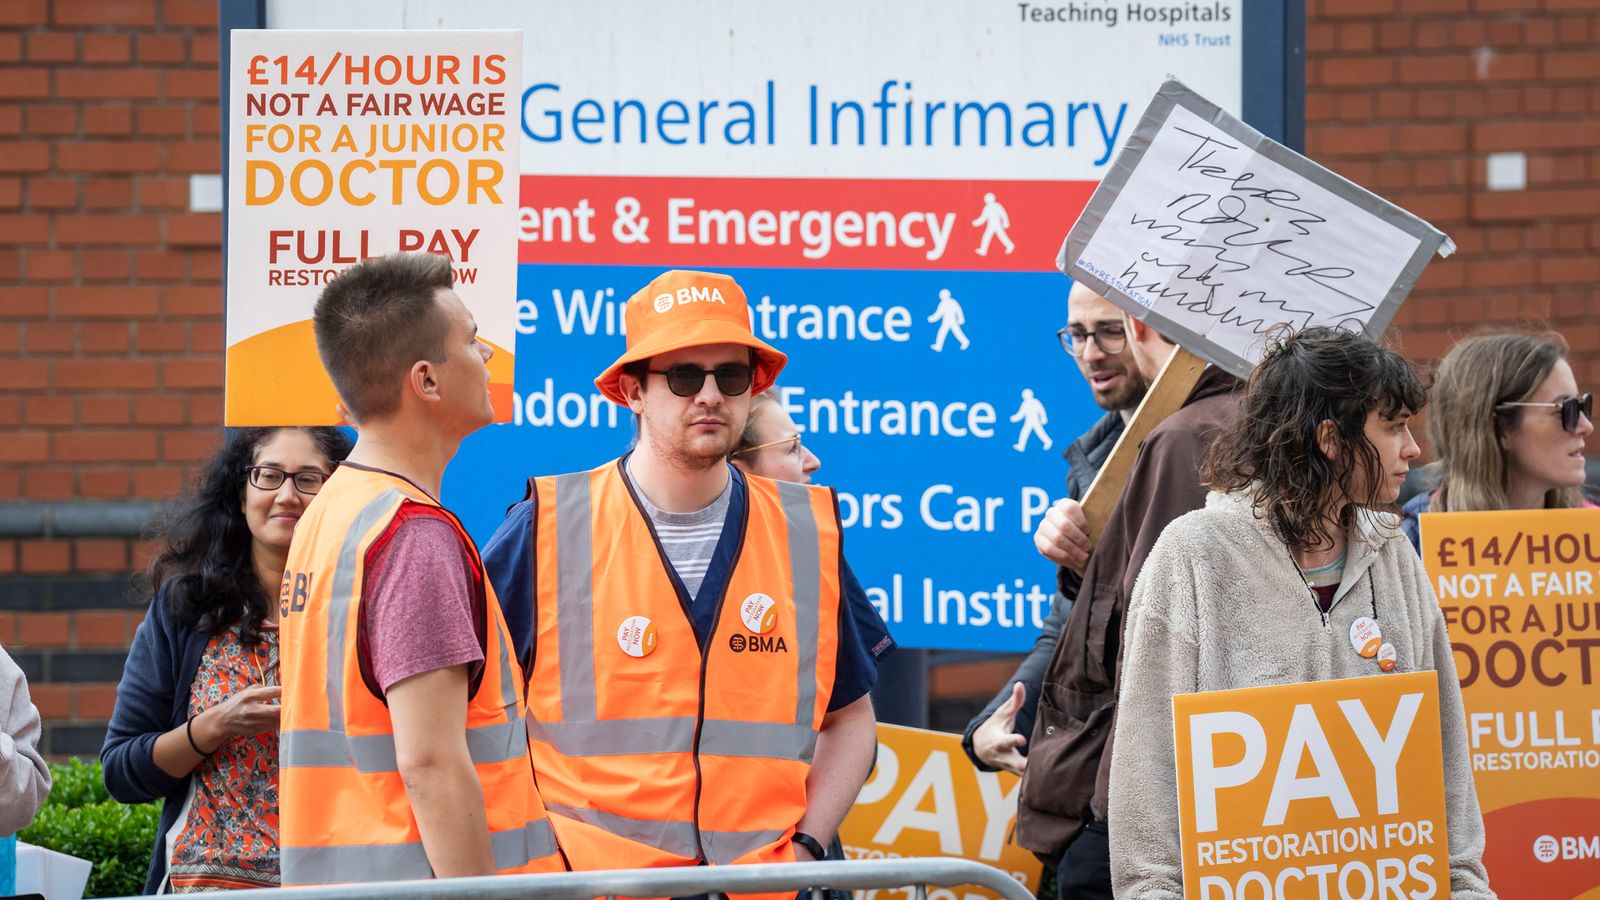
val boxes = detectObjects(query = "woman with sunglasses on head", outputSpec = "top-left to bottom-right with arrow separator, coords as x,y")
1106,328 -> 1494,898
103,426 -> 351,894
1400,332 -> 1595,551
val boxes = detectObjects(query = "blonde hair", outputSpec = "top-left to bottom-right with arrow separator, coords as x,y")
1427,331 -> 1584,512
732,386 -> 783,457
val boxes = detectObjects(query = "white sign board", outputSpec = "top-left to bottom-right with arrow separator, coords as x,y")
225,29 -> 522,424
1060,78 -> 1452,378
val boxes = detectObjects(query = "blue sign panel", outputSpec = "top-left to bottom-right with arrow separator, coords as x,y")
260,0 -> 1272,650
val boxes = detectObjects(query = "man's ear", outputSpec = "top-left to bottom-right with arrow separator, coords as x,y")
619,372 -> 646,414
409,359 -> 442,404
1316,419 -> 1340,461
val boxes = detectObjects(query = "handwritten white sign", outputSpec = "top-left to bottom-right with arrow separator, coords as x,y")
1060,78 -> 1452,378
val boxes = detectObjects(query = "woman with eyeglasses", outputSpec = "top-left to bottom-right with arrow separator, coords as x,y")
103,426 -> 351,893
1399,332 -> 1595,550
729,386 -> 822,484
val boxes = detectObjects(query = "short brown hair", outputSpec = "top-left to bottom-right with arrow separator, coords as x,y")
313,252 -> 454,422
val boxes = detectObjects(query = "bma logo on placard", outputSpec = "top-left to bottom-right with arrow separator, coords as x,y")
1534,834 -> 1600,862
654,285 -> 727,313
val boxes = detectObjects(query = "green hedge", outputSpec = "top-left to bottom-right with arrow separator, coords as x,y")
18,759 -> 160,899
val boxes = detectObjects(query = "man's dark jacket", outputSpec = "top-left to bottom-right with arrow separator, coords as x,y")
1015,367 -> 1239,858
960,411 -> 1125,767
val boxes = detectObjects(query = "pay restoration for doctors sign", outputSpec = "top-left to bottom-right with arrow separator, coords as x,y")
1173,673 -> 1450,900
259,0 -> 1256,649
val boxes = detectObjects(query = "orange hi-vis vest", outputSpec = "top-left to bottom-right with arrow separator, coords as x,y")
278,463 -> 562,885
522,459 -> 842,872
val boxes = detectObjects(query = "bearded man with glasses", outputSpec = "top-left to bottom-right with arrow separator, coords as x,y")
962,282 -> 1152,778
484,270 -> 893,894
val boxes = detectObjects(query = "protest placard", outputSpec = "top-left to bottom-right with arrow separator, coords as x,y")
224,30 -> 521,425
840,724 -> 1041,900
1059,77 -> 1454,540
1172,672 -> 1449,900
1060,77 -> 1453,380
1420,508 -> 1600,900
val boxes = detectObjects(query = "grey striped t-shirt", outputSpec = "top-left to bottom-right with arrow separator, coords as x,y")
624,460 -> 732,600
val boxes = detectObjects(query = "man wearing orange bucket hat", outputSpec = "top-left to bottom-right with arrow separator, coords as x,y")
484,269 -> 893,885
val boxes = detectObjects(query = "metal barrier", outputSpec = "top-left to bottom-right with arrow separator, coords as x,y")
111,858 -> 1034,900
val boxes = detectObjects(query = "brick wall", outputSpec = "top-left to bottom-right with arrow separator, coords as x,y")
2,0 -> 224,755
1305,0 -> 1600,389
3,2 -> 1598,751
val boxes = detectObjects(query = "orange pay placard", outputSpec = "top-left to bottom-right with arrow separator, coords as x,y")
1173,672 -> 1449,900
225,29 -> 521,425
1421,509 -> 1600,900
840,724 -> 1041,900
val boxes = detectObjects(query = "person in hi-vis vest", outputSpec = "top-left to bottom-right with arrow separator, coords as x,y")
277,252 -> 564,885
483,270 -> 895,891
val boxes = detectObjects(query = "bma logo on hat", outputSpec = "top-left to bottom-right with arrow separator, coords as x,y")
653,285 -> 727,313
1533,834 -> 1559,863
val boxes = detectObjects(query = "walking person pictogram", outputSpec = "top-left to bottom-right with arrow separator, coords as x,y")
973,192 -> 1015,256
1010,388 -> 1052,452
928,288 -> 970,352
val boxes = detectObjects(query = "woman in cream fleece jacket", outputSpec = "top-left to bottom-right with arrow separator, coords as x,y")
1108,328 -> 1494,899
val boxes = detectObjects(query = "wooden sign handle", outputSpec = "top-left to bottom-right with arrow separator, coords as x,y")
1080,345 -> 1209,545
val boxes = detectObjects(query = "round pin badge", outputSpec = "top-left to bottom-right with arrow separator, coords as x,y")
1376,642 -> 1397,672
740,592 -> 778,634
617,615 -> 657,658
1349,616 -> 1382,659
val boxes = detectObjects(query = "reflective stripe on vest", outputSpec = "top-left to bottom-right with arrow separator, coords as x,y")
282,717 -> 527,772
530,466 -> 833,864
541,803 -> 784,867
279,819 -> 559,884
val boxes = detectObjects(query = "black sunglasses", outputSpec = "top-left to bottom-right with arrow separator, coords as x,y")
648,364 -> 754,398
1495,392 -> 1593,434
246,465 -> 329,496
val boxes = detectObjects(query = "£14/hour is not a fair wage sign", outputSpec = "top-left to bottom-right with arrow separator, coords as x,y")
225,29 -> 522,425
1174,673 -> 1449,900
1421,509 -> 1600,900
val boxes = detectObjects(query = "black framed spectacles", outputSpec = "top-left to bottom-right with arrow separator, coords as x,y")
1495,392 -> 1593,434
648,363 -> 754,398
1057,323 -> 1127,357
246,465 -> 329,496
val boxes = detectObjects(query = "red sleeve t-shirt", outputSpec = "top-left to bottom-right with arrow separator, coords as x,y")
357,503 -> 487,697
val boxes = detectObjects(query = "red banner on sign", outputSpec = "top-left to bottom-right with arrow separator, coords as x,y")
516,175 -> 1096,271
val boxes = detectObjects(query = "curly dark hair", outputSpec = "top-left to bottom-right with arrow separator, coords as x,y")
143,426 -> 352,642
1201,326 -> 1426,553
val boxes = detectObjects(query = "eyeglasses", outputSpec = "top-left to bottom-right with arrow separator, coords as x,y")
246,465 -> 329,496
1495,392 -> 1593,434
735,433 -> 801,457
1057,323 -> 1127,357
648,363 -> 754,398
